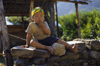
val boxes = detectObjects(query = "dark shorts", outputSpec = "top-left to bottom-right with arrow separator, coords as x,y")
38,36 -> 59,46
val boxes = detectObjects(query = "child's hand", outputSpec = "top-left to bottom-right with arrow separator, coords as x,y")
38,20 -> 45,28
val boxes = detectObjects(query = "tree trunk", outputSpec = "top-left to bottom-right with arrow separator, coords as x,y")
75,3 -> 81,38
0,0 -> 13,66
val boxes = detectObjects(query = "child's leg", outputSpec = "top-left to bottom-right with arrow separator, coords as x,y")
30,40 -> 54,54
56,39 -> 78,53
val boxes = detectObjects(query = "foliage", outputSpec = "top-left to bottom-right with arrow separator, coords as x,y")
80,8 -> 100,39
58,8 -> 100,41
7,16 -> 29,25
58,13 -> 78,41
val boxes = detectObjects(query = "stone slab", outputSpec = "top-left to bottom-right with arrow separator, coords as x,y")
67,41 -> 85,46
83,39 -> 100,50
11,46 -> 50,58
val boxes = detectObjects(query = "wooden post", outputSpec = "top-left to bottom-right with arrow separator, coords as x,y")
49,2 -> 56,37
29,0 -> 34,22
0,32 -> 3,55
75,3 -> 81,38
22,14 -> 25,29
55,2 -> 59,37
0,0 -> 13,66
52,2 -> 56,31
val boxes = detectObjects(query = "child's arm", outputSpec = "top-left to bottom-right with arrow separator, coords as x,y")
26,33 -> 31,47
38,21 -> 51,35
21,33 -> 31,48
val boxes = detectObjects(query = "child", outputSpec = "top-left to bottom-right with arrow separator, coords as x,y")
22,7 -> 77,54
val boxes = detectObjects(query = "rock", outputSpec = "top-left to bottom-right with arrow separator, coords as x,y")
51,63 -> 60,66
67,41 -> 85,46
88,59 -> 96,65
60,61 -> 69,66
61,52 -> 80,60
89,64 -> 97,66
32,49 -> 50,58
48,56 -> 61,63
14,59 -> 25,66
91,41 -> 100,50
83,39 -> 99,49
33,58 -> 45,65
83,50 -> 88,59
14,58 -> 32,66
72,59 -> 85,64
67,41 -> 85,51
52,43 -> 66,56
89,51 -> 100,59
83,62 -> 88,66
11,46 -> 35,58
33,64 -> 48,66
11,46 -> 50,58
78,46 -> 86,51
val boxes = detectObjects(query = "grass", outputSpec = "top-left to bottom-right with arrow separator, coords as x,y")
0,56 -> 5,66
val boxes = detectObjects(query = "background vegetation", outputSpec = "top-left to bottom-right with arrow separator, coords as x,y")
58,9 -> 100,41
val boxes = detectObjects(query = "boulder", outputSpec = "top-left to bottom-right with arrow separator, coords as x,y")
52,43 -> 66,56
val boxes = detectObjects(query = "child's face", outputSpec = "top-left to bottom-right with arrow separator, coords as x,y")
32,12 -> 44,23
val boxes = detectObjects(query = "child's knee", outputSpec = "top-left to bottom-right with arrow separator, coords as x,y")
30,39 -> 37,45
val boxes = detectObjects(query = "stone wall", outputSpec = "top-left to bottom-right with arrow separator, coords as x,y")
11,39 -> 100,66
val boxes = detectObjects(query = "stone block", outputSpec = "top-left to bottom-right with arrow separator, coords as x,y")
61,52 -> 80,60
33,58 -> 45,65
82,50 -> 88,59
51,63 -> 60,66
11,46 -> 50,58
48,56 -> 61,63
14,59 -> 25,66
83,62 -> 88,66
89,51 -> 100,59
88,59 -> 96,65
78,46 -> 86,51
52,43 -> 66,56
60,61 -> 69,66
32,64 -> 48,66
91,41 -> 100,50
83,39 -> 99,49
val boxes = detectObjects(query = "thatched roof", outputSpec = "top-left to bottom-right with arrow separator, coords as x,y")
3,0 -> 91,16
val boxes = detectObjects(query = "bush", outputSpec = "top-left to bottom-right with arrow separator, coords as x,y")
58,8 -> 100,40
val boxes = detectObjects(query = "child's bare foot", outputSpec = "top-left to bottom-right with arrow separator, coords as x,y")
72,43 -> 78,53
46,46 -> 54,55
